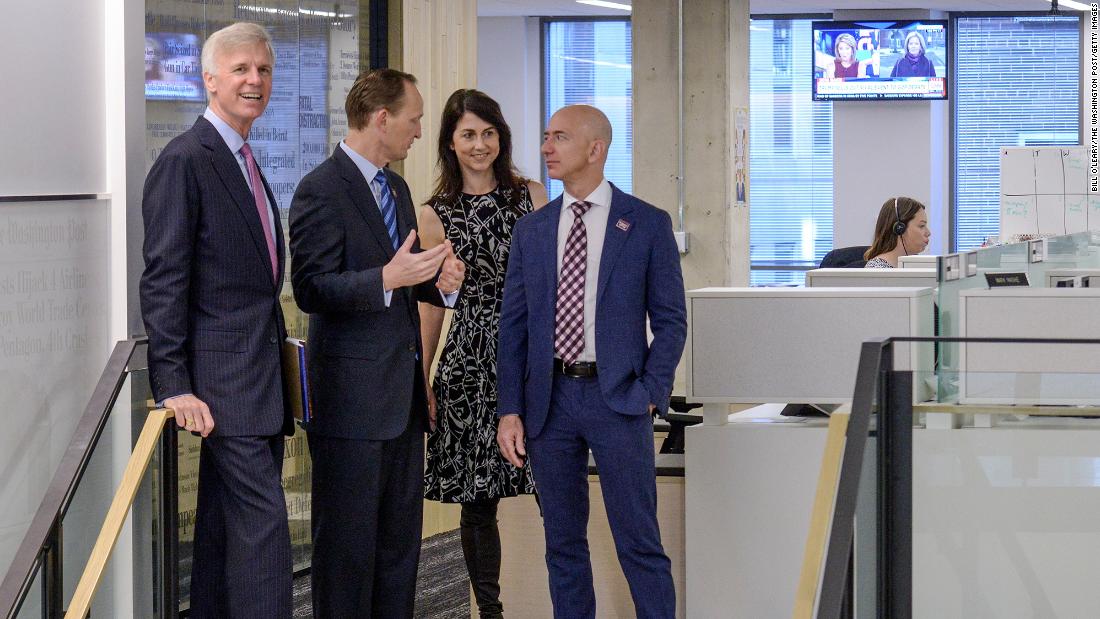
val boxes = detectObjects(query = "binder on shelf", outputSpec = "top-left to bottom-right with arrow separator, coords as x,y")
281,337 -> 313,423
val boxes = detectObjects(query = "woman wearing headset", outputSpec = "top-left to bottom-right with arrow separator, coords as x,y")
864,196 -> 931,268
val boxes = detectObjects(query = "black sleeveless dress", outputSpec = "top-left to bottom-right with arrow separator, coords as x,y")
424,185 -> 537,502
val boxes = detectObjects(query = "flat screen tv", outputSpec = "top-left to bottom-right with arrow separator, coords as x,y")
812,20 -> 948,101
145,33 -> 205,101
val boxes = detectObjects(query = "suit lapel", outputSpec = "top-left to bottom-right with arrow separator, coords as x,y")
540,198 -> 563,310
334,148 -> 397,260
259,172 -> 284,291
196,117 -> 277,287
596,184 -> 635,306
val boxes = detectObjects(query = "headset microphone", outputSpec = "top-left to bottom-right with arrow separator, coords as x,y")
893,197 -> 909,256
892,197 -> 907,236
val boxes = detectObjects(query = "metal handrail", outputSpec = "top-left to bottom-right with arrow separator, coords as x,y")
65,408 -> 174,618
0,337 -> 161,618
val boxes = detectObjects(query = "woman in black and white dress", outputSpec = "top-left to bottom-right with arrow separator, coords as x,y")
419,89 -> 548,619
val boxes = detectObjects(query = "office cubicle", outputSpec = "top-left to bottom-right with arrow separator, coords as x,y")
804,268 -> 938,289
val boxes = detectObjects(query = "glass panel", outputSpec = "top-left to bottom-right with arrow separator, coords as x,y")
903,342 -> 1100,617
128,368 -> 162,618
543,19 -> 633,198
60,373 -> 136,616
749,19 -> 834,285
935,231 -> 1100,401
0,198 -> 111,578
11,562 -> 42,619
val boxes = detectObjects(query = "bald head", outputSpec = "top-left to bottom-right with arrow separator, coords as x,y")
542,105 -> 613,192
555,104 -> 612,145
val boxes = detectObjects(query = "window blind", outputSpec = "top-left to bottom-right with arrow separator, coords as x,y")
749,19 -> 834,286
954,15 -> 1080,250
543,19 -> 633,200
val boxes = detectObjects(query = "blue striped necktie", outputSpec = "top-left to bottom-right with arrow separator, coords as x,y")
373,169 -> 400,250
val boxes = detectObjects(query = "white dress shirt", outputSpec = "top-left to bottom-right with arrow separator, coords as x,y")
203,107 -> 277,239
557,179 -> 612,363
339,141 -> 456,308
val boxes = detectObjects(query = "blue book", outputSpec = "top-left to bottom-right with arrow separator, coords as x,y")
281,337 -> 313,423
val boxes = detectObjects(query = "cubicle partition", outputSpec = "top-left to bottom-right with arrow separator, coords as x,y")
804,268 -> 938,289
684,232 -> 1100,618
686,287 -> 934,406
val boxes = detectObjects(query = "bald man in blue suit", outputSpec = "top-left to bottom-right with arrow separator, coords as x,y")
496,104 -> 687,619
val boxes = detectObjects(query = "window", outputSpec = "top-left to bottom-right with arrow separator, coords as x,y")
954,15 -> 1080,250
543,19 -> 633,198
749,19 -> 834,286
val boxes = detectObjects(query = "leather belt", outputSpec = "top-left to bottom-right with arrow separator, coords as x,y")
553,358 -> 598,378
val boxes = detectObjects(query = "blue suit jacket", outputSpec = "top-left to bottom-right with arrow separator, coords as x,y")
497,183 -> 687,439
140,116 -> 293,437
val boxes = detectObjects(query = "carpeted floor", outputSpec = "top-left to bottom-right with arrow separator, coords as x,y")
291,529 -> 470,618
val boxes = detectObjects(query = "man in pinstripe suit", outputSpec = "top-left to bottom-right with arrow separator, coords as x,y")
140,23 -> 293,618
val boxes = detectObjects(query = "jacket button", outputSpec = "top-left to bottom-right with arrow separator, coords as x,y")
269,336 -> 278,344
408,344 -> 415,352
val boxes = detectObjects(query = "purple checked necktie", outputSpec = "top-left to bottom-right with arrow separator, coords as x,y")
554,201 -> 594,365
239,143 -> 278,281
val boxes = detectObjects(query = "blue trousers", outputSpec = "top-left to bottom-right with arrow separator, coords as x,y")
527,374 -> 675,619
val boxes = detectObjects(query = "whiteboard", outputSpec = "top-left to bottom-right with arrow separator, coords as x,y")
1000,146 -> 1093,238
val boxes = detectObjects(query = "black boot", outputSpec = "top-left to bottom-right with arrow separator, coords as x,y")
460,499 -> 504,619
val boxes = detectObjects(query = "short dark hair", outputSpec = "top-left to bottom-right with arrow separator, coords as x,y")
429,89 -> 526,202
345,68 -> 417,130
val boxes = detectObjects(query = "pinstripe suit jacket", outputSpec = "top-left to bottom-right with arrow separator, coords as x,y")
140,116 -> 293,437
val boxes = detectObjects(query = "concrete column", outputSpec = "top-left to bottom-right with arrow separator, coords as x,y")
401,0 -> 478,207
633,0 -> 751,289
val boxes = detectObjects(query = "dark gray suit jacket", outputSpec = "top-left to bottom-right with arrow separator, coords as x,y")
289,146 -> 446,441
140,116 -> 293,437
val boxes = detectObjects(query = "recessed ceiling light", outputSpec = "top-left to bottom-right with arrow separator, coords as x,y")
576,0 -> 632,11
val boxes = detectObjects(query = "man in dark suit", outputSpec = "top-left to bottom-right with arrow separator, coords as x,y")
289,68 -> 465,618
140,22 -> 293,618
497,104 -> 687,618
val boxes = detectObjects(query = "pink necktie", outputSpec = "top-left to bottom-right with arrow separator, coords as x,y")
554,201 -> 593,365
239,143 -> 278,281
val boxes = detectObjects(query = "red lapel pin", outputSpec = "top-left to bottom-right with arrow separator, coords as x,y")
616,218 -> 631,232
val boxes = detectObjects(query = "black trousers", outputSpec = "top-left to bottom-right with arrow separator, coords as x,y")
308,414 -> 425,618
190,434 -> 292,619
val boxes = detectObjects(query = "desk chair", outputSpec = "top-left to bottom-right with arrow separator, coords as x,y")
658,396 -> 703,454
819,245 -> 871,268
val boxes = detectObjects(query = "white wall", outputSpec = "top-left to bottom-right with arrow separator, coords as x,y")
832,100 -> 950,254
477,16 -> 543,181
830,9 -> 950,256
0,0 -> 137,610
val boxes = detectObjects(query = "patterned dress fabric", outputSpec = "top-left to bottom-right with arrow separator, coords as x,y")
424,185 -> 537,502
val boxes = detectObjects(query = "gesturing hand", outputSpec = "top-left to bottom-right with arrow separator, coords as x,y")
165,394 -> 215,437
436,241 -> 466,294
382,230 -> 448,290
497,414 -> 527,468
